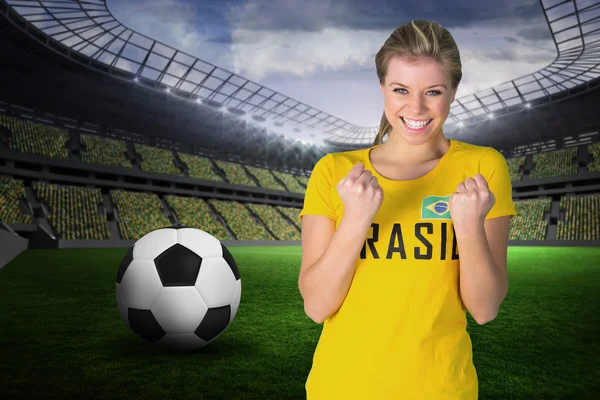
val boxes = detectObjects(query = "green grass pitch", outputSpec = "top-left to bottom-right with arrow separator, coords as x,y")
0,246 -> 598,399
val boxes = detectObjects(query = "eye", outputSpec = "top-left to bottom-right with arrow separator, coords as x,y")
393,88 -> 442,95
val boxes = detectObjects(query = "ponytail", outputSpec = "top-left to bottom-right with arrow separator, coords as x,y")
373,111 -> 390,146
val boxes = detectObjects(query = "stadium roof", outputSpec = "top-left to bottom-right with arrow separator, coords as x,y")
3,0 -> 600,148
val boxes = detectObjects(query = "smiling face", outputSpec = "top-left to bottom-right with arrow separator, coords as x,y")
379,56 -> 456,146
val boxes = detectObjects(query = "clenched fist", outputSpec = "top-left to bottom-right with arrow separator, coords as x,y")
449,173 -> 495,231
336,163 -> 384,222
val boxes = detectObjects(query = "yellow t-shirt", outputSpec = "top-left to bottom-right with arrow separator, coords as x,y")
298,139 -> 516,399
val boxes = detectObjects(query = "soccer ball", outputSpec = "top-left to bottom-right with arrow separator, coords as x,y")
115,226 -> 241,352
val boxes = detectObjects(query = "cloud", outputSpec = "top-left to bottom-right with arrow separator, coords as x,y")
223,0 -> 544,33
516,25 -> 554,41
228,27 -> 385,81
227,14 -> 556,127
480,44 -> 555,63
107,0 -> 234,69
106,0 -> 558,131
225,8 -> 557,82
456,48 -> 550,97
116,0 -> 199,24
205,34 -> 233,44
223,0 -> 352,32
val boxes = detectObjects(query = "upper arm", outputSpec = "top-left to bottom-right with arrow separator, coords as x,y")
298,215 -> 336,288
484,215 -> 511,279
297,153 -> 337,286
479,147 -> 515,278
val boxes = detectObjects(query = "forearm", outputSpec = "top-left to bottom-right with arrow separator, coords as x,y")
455,222 -> 508,323
300,215 -> 372,323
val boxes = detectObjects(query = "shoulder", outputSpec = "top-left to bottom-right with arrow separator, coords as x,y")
331,147 -> 367,164
311,148 -> 367,174
452,140 -> 507,165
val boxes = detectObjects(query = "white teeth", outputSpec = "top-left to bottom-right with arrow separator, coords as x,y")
402,117 -> 431,129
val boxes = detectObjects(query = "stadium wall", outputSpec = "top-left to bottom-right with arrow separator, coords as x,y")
56,239 -> 303,249
0,225 -> 28,270
3,233 -> 599,253
3,236 -> 599,253
55,239 -> 600,248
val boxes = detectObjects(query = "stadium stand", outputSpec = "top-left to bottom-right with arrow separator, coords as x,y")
177,152 -> 225,182
509,198 -> 552,240
276,206 -> 302,230
212,159 -> 258,187
295,176 -> 309,187
1,114 -> 70,159
1,107 -> 599,247
556,193 -> 600,240
111,189 -> 171,240
80,134 -> 132,169
208,199 -> 273,240
32,181 -> 110,240
164,194 -> 232,241
272,170 -> 306,194
134,143 -> 181,175
245,165 -> 288,192
0,175 -> 32,224
247,203 -> 301,240
588,142 -> 600,172
506,156 -> 525,182
529,147 -> 578,179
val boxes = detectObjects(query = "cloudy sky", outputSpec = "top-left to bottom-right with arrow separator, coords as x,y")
103,0 -> 556,142
12,0 -> 556,144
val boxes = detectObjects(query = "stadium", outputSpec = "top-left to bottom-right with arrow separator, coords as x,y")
0,0 -> 598,398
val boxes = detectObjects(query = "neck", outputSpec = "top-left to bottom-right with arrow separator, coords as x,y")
380,131 -> 450,164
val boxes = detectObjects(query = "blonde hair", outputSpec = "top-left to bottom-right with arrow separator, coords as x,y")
373,20 -> 462,146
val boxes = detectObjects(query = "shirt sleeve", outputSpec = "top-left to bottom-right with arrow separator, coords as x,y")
479,148 -> 517,220
298,153 -> 337,222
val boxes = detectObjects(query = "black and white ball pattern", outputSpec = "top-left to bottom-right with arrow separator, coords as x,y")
115,227 -> 241,352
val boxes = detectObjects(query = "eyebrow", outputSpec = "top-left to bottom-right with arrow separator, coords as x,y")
389,82 -> 447,89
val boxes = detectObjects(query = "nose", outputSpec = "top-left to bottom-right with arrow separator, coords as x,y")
405,94 -> 427,115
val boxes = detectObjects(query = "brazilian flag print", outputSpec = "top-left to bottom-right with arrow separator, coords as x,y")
421,194 -> 452,220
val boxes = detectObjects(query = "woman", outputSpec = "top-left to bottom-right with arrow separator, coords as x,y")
298,20 -> 516,399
